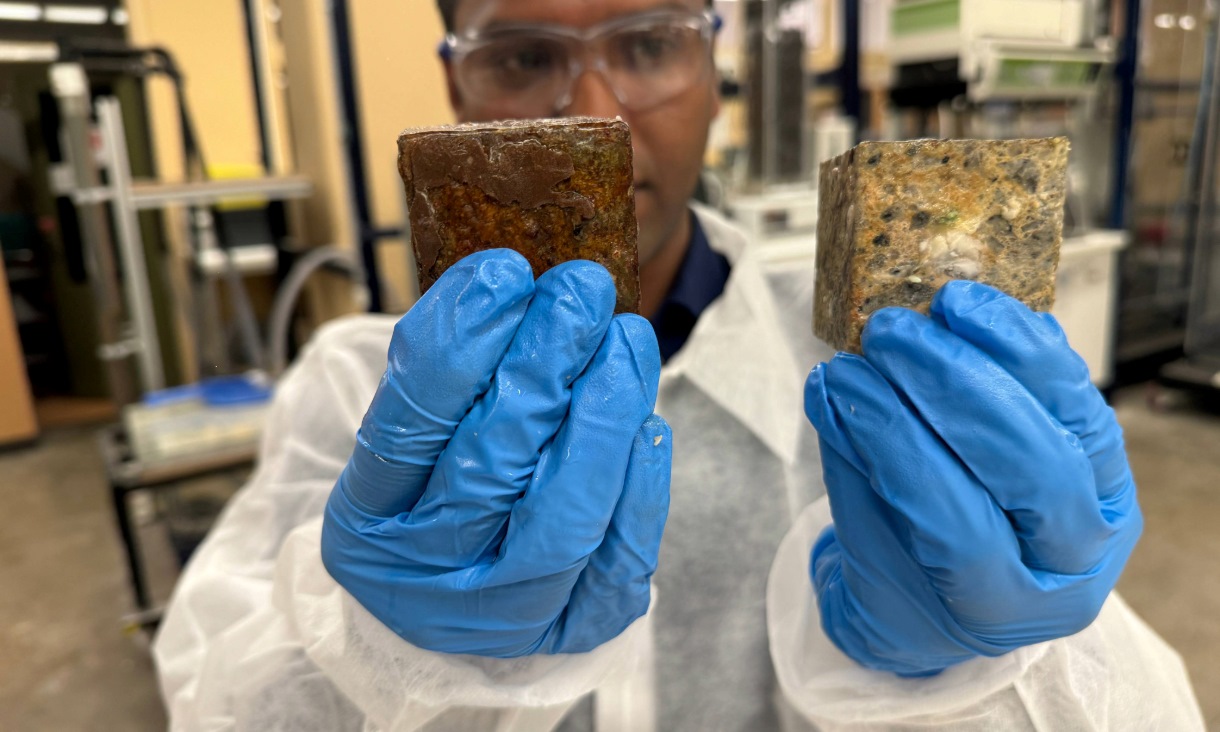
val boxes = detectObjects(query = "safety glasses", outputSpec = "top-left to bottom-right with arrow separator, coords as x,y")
439,9 -> 721,117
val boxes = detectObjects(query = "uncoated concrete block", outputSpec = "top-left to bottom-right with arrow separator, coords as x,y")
814,137 -> 1069,353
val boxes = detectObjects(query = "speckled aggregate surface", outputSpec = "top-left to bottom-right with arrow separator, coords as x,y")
815,137 -> 1069,353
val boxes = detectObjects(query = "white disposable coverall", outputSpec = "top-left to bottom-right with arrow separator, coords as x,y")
154,205 -> 1204,731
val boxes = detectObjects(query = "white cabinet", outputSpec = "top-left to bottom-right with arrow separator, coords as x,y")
1052,230 -> 1127,387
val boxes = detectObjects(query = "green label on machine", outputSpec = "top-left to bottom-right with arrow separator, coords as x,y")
892,0 -> 960,36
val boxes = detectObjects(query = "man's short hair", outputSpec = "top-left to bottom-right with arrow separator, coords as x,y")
435,0 -> 712,33
436,0 -> 459,33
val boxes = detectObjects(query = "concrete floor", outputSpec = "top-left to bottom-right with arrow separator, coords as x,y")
1113,386 -> 1220,727
0,385 -> 1217,730
0,425 -> 169,731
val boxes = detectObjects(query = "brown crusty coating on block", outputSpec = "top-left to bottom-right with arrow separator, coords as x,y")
814,137 -> 1069,353
399,117 -> 640,314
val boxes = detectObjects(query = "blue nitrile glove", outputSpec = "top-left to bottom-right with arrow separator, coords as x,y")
321,249 -> 671,657
804,280 -> 1142,677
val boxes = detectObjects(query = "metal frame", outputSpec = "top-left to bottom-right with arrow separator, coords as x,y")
96,98 -> 166,391
1109,0 -> 1140,229
53,64 -> 315,399
1183,6 -> 1220,362
100,424 -> 255,612
842,0 -> 862,126
88,96 -> 313,394
129,176 -> 312,209
51,63 -> 138,404
1159,6 -> 1220,388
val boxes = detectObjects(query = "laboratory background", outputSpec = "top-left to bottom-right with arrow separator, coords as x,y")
0,0 -> 1217,728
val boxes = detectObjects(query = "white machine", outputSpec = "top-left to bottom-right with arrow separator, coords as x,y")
1054,230 -> 1128,387
890,0 -> 1113,101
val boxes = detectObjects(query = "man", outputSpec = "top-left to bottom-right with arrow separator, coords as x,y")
154,1 -> 1204,729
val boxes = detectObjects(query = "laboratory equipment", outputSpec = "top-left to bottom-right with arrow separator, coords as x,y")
889,0 -> 1113,102
48,56 -> 314,401
1161,4 -> 1220,391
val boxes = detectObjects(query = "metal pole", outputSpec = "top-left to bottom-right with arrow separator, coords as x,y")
328,0 -> 384,312
1108,0 -> 1140,229
1184,7 -> 1220,357
97,96 -> 167,392
761,0 -> 779,184
842,0 -> 862,131
243,0 -> 287,174
49,63 -> 138,405
243,0 -> 273,172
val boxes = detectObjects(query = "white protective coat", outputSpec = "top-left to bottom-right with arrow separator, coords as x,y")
154,206 -> 1204,731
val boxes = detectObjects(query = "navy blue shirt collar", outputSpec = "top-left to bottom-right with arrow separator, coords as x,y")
647,210 -> 732,362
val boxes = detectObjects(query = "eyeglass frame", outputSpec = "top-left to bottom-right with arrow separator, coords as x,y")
436,8 -> 723,114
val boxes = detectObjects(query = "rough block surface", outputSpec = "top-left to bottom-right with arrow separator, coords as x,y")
399,117 -> 640,314
814,137 -> 1069,353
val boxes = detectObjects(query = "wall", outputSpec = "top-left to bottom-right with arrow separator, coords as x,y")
349,0 -> 453,310
125,1 -> 265,178
124,0 -> 267,381
126,0 -> 453,349
278,0 -> 452,315
276,0 -> 360,324
0,257 -> 38,444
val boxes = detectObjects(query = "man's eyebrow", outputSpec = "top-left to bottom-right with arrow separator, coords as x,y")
476,19 -> 549,33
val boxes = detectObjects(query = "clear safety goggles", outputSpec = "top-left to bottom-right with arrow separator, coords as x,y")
439,9 -> 721,117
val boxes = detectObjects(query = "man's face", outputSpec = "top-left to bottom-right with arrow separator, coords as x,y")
445,0 -> 720,265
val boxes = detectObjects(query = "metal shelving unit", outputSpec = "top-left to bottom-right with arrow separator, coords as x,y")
888,0 -> 1114,103
52,62 -> 312,400
127,177 -> 312,210
1115,2 -> 1211,367
1161,5 -> 1220,389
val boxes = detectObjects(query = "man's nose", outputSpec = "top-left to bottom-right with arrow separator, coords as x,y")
563,68 -> 626,119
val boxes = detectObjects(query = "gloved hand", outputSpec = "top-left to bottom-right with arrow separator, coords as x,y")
321,249 -> 671,658
803,281 -> 1142,677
